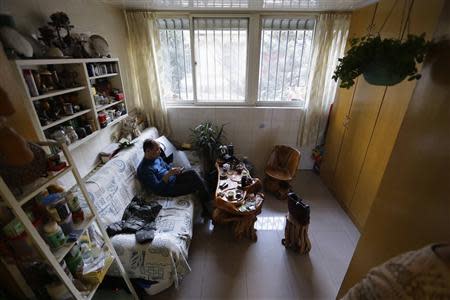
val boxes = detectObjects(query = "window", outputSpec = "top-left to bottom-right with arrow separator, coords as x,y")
258,17 -> 315,105
156,15 -> 315,106
158,18 -> 193,101
194,18 -> 248,102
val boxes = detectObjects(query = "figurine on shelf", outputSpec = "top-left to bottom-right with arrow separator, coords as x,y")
40,69 -> 57,92
59,69 -> 79,89
47,153 -> 67,172
64,126 -> 78,143
34,101 -> 51,126
38,99 -> 61,122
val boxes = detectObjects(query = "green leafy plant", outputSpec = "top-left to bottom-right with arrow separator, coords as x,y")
190,121 -> 227,172
333,34 -> 431,88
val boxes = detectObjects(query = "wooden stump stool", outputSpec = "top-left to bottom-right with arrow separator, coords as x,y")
264,176 -> 291,200
212,208 -> 258,241
282,213 -> 311,254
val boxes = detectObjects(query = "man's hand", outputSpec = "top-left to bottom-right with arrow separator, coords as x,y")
170,167 -> 183,175
163,167 -> 183,183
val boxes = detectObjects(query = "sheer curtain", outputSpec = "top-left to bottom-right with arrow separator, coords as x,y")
124,11 -> 170,135
298,13 -> 350,147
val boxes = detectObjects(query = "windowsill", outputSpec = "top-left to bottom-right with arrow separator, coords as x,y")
166,103 -> 305,110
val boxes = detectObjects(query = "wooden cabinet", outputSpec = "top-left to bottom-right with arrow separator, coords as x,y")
320,0 -> 444,230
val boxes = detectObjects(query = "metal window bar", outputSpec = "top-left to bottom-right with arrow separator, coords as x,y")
289,19 -> 301,86
296,30 -> 307,87
273,26 -> 282,101
257,20 -> 265,101
213,19 -> 217,99
229,18 -> 232,101
180,26 -> 188,99
237,19 -> 240,99
258,17 -> 315,102
221,18 -> 224,99
265,18 -> 275,101
280,20 -> 292,100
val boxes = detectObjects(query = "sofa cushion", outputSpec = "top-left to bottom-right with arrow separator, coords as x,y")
173,150 -> 192,169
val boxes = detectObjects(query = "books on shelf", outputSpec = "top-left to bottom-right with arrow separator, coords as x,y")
22,69 -> 39,97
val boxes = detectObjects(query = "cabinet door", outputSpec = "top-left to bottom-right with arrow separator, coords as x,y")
320,85 -> 355,189
349,82 -> 416,227
333,81 -> 386,208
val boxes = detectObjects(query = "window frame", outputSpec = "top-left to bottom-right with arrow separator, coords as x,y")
155,12 -> 317,108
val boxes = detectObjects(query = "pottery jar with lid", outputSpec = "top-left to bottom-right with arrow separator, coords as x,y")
43,221 -> 66,250
51,128 -> 70,145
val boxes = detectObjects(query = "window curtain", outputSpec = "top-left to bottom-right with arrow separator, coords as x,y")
298,13 -> 350,147
124,11 -> 170,135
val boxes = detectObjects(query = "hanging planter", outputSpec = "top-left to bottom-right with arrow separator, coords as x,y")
332,34 -> 431,89
362,60 -> 407,86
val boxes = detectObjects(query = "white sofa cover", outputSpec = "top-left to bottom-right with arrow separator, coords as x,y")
77,127 -> 201,294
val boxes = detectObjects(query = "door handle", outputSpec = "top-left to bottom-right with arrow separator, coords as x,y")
343,115 -> 351,128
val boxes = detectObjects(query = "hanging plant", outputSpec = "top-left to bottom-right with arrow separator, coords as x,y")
332,33 -> 431,88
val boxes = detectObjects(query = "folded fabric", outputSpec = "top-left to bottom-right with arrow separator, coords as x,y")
107,196 -> 162,244
135,222 -> 157,244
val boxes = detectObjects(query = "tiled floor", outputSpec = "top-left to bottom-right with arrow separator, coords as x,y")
143,171 -> 360,300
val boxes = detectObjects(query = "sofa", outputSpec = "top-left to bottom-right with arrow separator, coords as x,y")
77,127 -> 202,295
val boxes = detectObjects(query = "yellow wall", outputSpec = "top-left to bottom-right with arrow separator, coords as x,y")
338,1 -> 450,295
321,0 -> 444,229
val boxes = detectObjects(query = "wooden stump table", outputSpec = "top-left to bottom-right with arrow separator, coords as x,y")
212,161 -> 264,241
282,213 -> 311,254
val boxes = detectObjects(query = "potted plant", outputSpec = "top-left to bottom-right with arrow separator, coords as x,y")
190,121 -> 226,173
333,33 -> 431,88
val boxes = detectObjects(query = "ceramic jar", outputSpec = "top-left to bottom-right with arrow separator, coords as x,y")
51,129 -> 70,145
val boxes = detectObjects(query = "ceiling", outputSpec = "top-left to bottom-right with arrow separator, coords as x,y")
98,0 -> 377,11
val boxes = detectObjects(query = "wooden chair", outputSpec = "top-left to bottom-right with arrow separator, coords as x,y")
264,145 -> 301,199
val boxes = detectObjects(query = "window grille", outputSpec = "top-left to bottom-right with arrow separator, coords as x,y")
258,17 -> 315,105
193,17 -> 248,102
157,18 -> 193,101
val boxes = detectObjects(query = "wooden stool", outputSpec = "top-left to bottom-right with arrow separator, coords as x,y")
264,176 -> 291,200
282,213 -> 311,254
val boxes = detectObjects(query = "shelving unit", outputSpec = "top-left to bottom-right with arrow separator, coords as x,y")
95,100 -> 123,112
89,73 -> 118,80
0,140 -> 138,300
31,86 -> 86,101
14,58 -> 129,151
42,109 -> 92,130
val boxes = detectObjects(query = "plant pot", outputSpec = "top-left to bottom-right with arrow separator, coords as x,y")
363,62 -> 406,86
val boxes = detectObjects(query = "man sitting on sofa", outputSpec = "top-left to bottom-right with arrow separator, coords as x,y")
137,139 -> 212,217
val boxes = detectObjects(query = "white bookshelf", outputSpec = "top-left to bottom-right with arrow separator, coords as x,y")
14,58 -> 129,149
0,141 -> 138,300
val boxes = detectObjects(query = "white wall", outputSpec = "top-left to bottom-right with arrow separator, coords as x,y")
167,106 -> 314,175
2,0 -> 133,185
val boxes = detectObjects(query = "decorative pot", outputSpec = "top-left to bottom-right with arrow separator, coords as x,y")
0,142 -> 48,196
363,62 -> 406,86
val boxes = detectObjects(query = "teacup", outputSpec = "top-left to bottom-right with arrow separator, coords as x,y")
226,190 -> 235,200
222,163 -> 230,172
